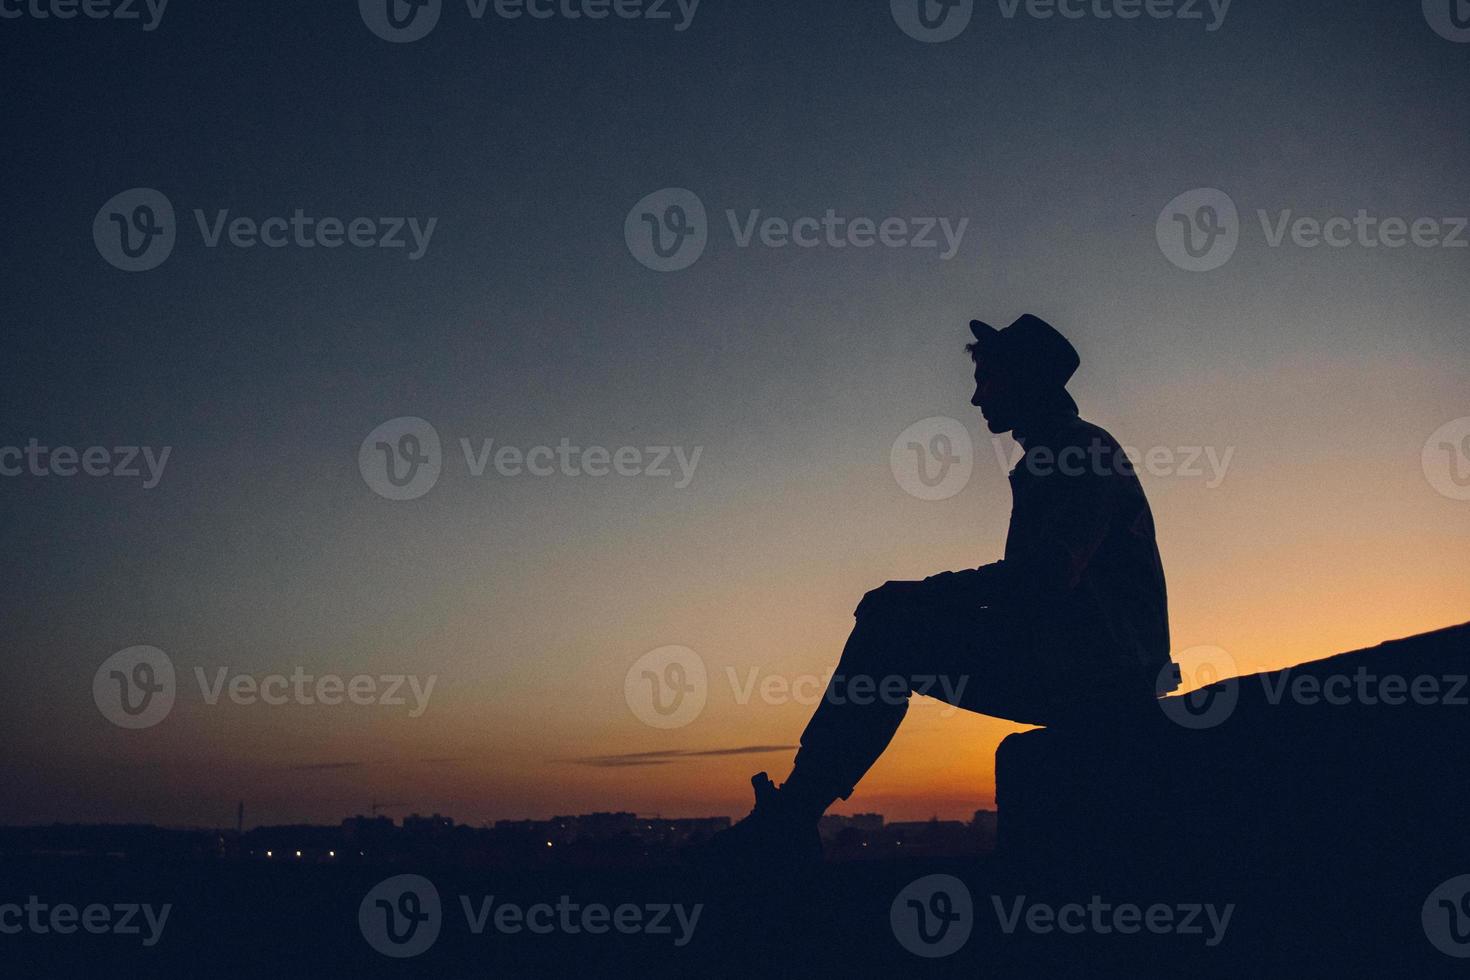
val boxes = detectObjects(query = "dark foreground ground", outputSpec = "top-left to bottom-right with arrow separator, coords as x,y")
1,846 -> 1463,979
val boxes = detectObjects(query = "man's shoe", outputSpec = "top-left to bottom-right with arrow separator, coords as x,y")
687,773 -> 822,872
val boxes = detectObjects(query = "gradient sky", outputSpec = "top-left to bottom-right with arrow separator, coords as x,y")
2,0 -> 1467,827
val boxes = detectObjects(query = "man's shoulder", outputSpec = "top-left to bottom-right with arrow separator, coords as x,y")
1056,415 -> 1123,453
1046,416 -> 1142,488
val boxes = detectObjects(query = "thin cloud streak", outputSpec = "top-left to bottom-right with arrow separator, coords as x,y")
568,745 -> 795,768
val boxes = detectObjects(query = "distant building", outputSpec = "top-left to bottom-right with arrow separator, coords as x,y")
885,818 -> 974,856
571,812 -> 638,839
818,813 -> 884,840
402,812 -> 455,834
338,815 -> 396,858
971,809 -> 998,851
635,817 -> 730,846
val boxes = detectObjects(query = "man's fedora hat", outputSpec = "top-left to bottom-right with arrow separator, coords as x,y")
968,314 -> 1081,390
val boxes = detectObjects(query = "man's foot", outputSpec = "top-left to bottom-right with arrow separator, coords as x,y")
687,773 -> 822,872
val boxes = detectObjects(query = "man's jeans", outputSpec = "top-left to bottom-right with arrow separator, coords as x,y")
790,589 -> 1067,802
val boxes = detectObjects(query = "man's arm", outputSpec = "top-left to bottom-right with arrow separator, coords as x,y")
1005,469 -> 1116,600
923,562 -> 1008,598
857,562 -> 1007,618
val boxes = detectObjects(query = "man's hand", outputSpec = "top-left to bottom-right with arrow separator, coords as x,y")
922,564 -> 1008,607
855,565 -> 1007,619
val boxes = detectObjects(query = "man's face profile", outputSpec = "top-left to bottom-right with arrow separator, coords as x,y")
971,357 -> 1020,434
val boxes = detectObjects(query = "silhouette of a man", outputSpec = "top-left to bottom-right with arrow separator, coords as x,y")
704,314 -> 1171,866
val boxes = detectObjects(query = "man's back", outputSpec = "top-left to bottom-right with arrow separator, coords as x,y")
1002,413 -> 1170,681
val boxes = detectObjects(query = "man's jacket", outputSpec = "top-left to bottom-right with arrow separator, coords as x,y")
934,412 -> 1171,679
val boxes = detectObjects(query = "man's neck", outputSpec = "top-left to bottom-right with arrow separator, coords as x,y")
1014,408 -> 1078,447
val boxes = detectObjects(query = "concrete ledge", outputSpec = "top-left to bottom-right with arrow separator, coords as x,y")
996,621 -> 1470,883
